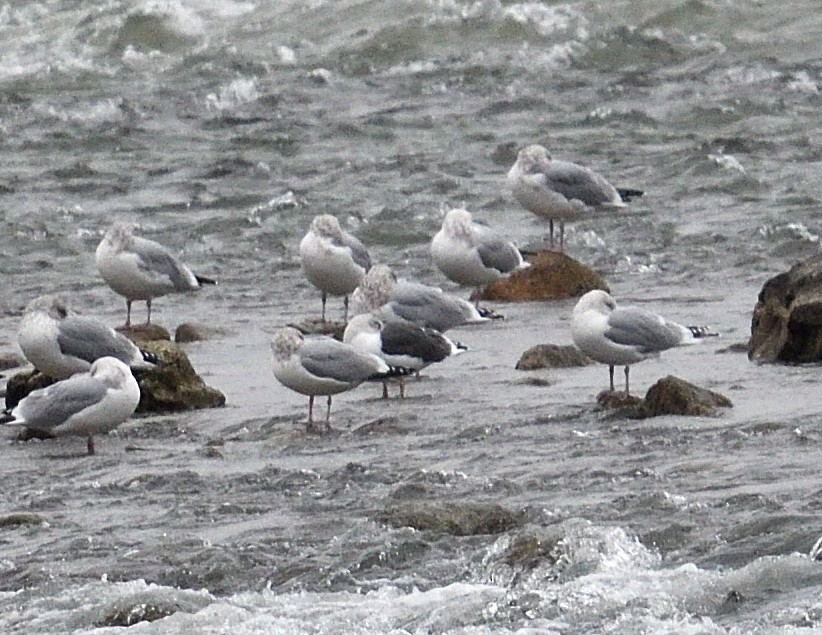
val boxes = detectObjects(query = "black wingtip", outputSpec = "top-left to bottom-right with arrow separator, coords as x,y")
617,187 -> 644,202
369,365 -> 414,381
688,325 -> 719,338
195,274 -> 217,286
477,307 -> 505,320
140,349 -> 161,365
455,341 -> 468,351
0,410 -> 15,425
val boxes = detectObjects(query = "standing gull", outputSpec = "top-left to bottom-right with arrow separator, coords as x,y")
344,314 -> 466,398
507,144 -> 643,250
18,294 -> 158,380
299,214 -> 372,322
571,290 -> 718,395
1,356 -> 141,455
96,222 -> 217,327
351,264 -> 496,332
431,207 -> 529,306
270,327 -> 404,431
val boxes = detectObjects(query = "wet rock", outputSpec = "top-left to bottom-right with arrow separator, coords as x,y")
596,390 -> 643,411
749,254 -> 822,363
175,322 -> 227,343
376,501 -> 525,536
716,341 -> 750,354
96,589 -> 212,627
480,250 -> 608,302
354,417 -> 410,435
637,375 -> 732,418
0,352 -> 23,371
289,320 -> 346,341
5,341 -> 225,415
503,532 -> 562,569
133,340 -> 225,413
117,323 -> 172,342
0,512 -> 47,528
515,344 -> 592,370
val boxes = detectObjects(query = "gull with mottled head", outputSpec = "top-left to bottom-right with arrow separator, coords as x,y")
344,313 -> 466,398
571,290 -> 718,396
18,294 -> 158,380
351,264 -> 495,332
270,326 -> 403,431
95,222 -> 216,327
1,356 -> 141,455
299,214 -> 372,322
507,144 -> 643,250
431,207 -> 529,306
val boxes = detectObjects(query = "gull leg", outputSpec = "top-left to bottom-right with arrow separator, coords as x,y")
308,395 -> 315,424
125,300 -> 132,328
87,436 -> 95,456
146,299 -> 153,325
399,378 -> 406,399
382,382 -> 389,399
321,292 -> 327,322
559,221 -> 565,252
624,366 -> 630,396
325,395 -> 332,431
609,365 -> 615,392
343,295 -> 349,322
549,218 -> 555,250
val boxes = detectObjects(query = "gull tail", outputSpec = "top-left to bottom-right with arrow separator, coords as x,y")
687,325 -> 719,339
617,187 -> 644,202
195,274 -> 217,286
477,306 -> 504,321
369,365 -> 414,382
140,349 -> 161,366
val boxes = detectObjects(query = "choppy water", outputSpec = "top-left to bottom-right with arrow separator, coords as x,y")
2,1 -> 822,633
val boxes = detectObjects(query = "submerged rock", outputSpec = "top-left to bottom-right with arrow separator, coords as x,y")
376,501 -> 525,536
0,512 -> 47,528
480,250 -> 608,302
515,344 -> 592,370
96,589 -> 212,627
749,255 -> 822,363
637,375 -> 732,418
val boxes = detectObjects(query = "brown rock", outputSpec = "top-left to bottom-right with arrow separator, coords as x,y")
749,255 -> 822,363
515,344 -> 592,370
133,340 -> 225,412
637,375 -> 732,418
376,501 -> 525,536
289,320 -> 346,341
480,250 -> 608,302
117,323 -> 172,342
175,322 -> 227,343
4,370 -> 55,410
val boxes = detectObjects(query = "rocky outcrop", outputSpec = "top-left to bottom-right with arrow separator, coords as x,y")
376,501 -> 526,536
480,250 -> 608,302
637,376 -> 732,417
749,255 -> 822,363
515,344 -> 592,370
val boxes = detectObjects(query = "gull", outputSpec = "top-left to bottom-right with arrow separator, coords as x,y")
1,356 -> 141,455
270,326 -> 406,431
507,144 -> 644,250
343,313 -> 466,398
299,214 -> 372,322
430,207 -> 529,306
96,222 -> 217,327
571,290 -> 718,395
351,264 -> 496,332
18,294 -> 158,380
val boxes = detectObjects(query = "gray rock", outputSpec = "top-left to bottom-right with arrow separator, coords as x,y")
637,375 -> 732,418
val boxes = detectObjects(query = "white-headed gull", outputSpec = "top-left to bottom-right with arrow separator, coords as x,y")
507,144 -> 643,250
343,313 -> 466,398
430,207 -> 529,306
299,214 -> 372,322
96,222 -> 216,327
571,290 -> 718,395
18,294 -> 158,380
1,356 -> 141,455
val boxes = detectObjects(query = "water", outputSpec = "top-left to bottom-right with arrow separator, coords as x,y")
2,0 -> 822,632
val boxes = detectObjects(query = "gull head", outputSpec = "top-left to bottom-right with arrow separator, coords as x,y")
355,265 -> 397,310
24,294 -> 72,320
573,289 -> 617,318
347,313 -> 383,338
441,207 -> 474,241
516,144 -> 552,173
310,214 -> 344,240
101,221 -> 138,250
89,356 -> 133,388
270,327 -> 304,361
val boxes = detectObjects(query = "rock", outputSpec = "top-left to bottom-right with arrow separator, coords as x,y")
480,250 -> 608,302
175,322 -> 227,343
96,589 -> 212,627
515,344 -> 592,370
0,512 -> 47,527
375,501 -> 525,536
502,533 -> 562,569
117,323 -> 172,342
289,320 -> 346,341
5,342 -> 225,415
133,340 -> 225,413
596,390 -> 643,411
0,352 -> 23,371
637,375 -> 732,418
715,341 -> 750,354
749,254 -> 822,363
